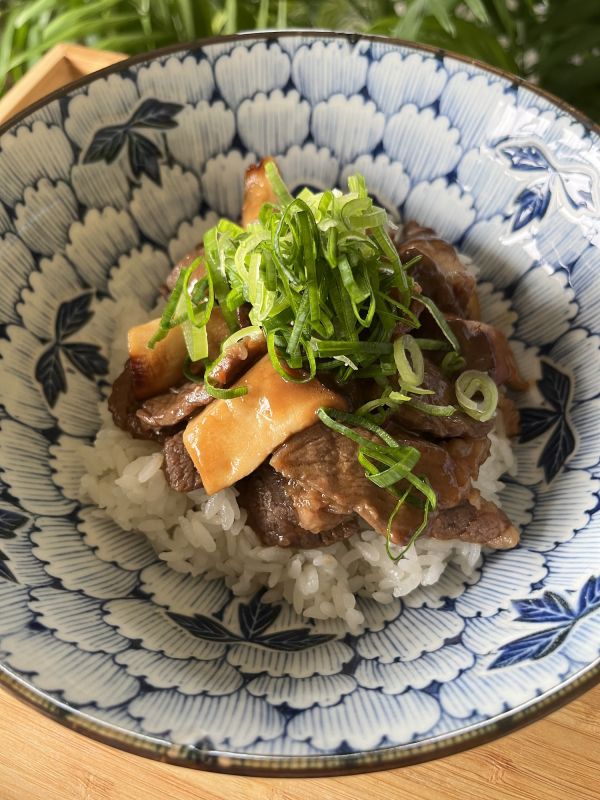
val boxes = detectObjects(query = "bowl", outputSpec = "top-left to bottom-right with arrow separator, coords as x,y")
0,31 -> 599,776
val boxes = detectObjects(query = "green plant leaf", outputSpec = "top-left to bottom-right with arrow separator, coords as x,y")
464,0 -> 488,23
0,5 -> 19,91
256,0 -> 269,28
175,0 -> 195,39
429,0 -> 457,36
13,0 -> 58,28
420,15 -> 520,73
394,0 -> 429,39
42,0 -> 123,41
94,31 -> 171,50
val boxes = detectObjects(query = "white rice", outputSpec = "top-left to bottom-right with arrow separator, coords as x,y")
78,298 -> 515,632
80,413 -> 512,631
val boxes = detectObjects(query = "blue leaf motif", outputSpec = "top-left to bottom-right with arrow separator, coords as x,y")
501,145 -> 550,172
128,132 -> 161,183
255,629 -> 336,652
167,611 -> 242,644
55,294 -> 93,341
0,508 -> 28,539
83,125 -> 127,164
35,344 -> 66,408
238,591 -> 280,639
518,407 -> 559,444
513,591 -> 575,625
538,361 -> 571,412
559,171 -> 596,212
62,343 -> 108,380
539,416 -> 575,483
577,576 -> 600,617
129,98 -> 183,129
512,179 -> 552,231
0,555 -> 16,583
490,625 -> 571,669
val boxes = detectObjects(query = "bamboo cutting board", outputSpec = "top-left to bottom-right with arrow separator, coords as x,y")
0,44 -> 598,800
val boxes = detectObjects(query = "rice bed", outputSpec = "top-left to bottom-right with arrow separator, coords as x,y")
79,406 -> 512,631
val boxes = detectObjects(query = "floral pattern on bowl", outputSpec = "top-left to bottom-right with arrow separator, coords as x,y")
0,32 -> 599,774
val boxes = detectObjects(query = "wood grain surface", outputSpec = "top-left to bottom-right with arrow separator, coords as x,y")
0,684 -> 598,800
1,43 -> 598,800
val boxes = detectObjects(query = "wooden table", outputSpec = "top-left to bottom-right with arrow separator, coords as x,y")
1,43 -> 598,800
0,684 -> 598,799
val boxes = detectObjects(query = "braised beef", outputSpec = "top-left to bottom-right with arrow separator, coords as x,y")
428,491 -> 518,549
205,309 -> 232,362
316,374 -> 379,412
268,422 -> 512,546
236,303 -> 252,329
162,246 -> 205,296
108,362 -> 164,441
208,333 -> 267,387
391,358 -> 493,439
443,436 -> 491,489
271,424 -> 403,538
271,423 -> 480,541
283,480 -> 356,534
163,431 -> 202,493
397,221 -> 478,319
446,317 -> 527,390
238,466 -> 358,548
136,382 -> 212,431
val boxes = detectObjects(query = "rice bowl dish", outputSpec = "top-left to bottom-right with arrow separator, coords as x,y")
80,286 -> 515,632
0,31 -> 598,775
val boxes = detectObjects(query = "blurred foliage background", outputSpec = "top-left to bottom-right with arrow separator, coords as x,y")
1,0 -> 599,120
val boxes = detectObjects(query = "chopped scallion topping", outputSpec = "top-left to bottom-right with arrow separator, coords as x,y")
455,369 -> 498,422
152,165 -> 417,383
394,334 -> 424,388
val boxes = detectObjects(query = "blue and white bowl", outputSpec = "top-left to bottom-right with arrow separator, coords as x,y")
0,31 -> 599,775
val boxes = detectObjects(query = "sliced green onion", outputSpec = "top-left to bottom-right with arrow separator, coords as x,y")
409,398 -> 456,416
223,325 -> 263,346
156,168 -> 424,393
416,338 -> 451,351
406,473 -> 437,509
386,489 -> 434,562
183,258 -> 213,327
401,254 -> 423,272
417,295 -> 461,353
204,369 -> 249,400
388,390 -> 412,403
455,369 -> 498,422
333,355 -> 358,371
385,488 -> 413,561
267,328 -> 315,383
347,173 -> 367,198
310,339 -> 393,357
181,319 -> 208,362
441,351 -> 466,375
265,160 -> 293,206
358,447 -> 420,488
401,386 -> 435,396
147,267 -> 187,349
394,334 -> 424,388
317,407 -> 398,448
355,397 -> 396,416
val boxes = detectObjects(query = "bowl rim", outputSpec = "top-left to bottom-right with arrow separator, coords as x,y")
2,28 -> 600,138
0,28 -> 598,776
